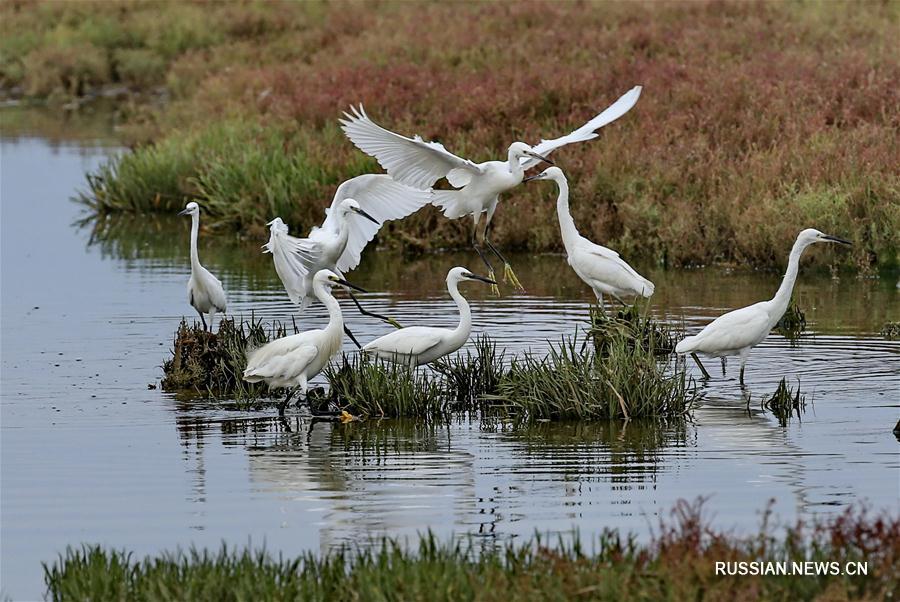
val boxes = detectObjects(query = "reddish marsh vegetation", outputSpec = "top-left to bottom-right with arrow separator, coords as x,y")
5,1 -> 898,271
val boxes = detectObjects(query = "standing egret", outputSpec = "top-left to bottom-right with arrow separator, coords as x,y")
264,174 -> 432,345
524,167 -> 653,308
178,201 -> 226,331
362,266 -> 495,367
340,86 -> 642,293
243,269 -> 365,415
675,228 -> 851,385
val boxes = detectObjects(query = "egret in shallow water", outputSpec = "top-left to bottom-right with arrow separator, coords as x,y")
340,86 -> 642,293
264,174 -> 432,345
524,167 -> 653,309
243,269 -> 364,414
675,228 -> 851,385
179,201 -> 226,331
362,267 -> 495,367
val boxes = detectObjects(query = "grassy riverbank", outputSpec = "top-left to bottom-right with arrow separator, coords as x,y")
4,1 -> 898,272
44,501 -> 899,601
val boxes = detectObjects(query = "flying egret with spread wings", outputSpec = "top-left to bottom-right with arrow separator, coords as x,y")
675,228 -> 851,385
243,269 -> 365,415
362,266 -> 495,367
264,174 -> 432,346
178,201 -> 227,331
340,86 -> 642,293
524,167 -> 653,309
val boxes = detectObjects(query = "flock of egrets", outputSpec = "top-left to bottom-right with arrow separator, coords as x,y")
178,86 -> 850,412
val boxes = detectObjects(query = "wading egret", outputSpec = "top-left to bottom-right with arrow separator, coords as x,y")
178,201 -> 226,331
524,167 -> 653,308
361,267 -> 496,367
340,86 -> 642,292
264,174 -> 432,345
243,269 -> 365,414
675,228 -> 851,385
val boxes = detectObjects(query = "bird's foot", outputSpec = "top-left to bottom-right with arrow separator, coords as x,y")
488,268 -> 501,297
385,316 -> 403,330
502,263 -> 525,293
339,410 -> 357,423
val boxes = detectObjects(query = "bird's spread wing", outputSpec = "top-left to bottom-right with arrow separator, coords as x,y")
524,86 -> 642,170
264,224 -> 321,305
323,174 -> 434,273
340,105 -> 484,190
363,327 -> 444,357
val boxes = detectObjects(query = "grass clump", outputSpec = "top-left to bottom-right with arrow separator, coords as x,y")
320,354 -> 446,418
432,335 -> 505,409
880,321 -> 900,340
43,501 -> 899,601
588,304 -> 678,356
161,317 -> 285,399
756,377 -> 808,427
774,298 -> 807,339
491,335 -> 696,421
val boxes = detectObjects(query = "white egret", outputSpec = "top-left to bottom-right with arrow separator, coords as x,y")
243,269 -> 365,414
361,266 -> 495,367
524,167 -> 653,308
340,86 -> 642,292
264,174 -> 432,345
675,228 -> 851,385
178,201 -> 227,331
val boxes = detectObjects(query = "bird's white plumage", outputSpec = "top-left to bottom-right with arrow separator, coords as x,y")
340,105 -> 484,191
180,201 -> 226,329
674,228 -> 851,383
265,174 -> 431,307
362,266 -> 490,367
530,167 -> 653,304
524,86 -> 642,170
243,270 -> 346,395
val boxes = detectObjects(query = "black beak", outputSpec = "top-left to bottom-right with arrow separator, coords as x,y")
466,273 -> 498,285
178,209 -> 191,216
822,235 -> 852,245
355,209 -> 379,225
523,173 -> 542,183
335,277 -> 368,293
527,151 -> 554,165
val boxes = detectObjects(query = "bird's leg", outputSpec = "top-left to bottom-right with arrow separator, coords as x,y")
209,309 -> 217,333
740,365 -> 746,387
343,324 -> 363,350
472,226 -> 499,297
484,222 -> 524,293
277,386 -> 298,416
347,291 -> 402,329
691,353 -> 711,380
196,308 -> 208,331
721,357 -> 727,376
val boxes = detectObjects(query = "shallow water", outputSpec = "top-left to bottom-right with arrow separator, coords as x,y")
1,113 -> 898,600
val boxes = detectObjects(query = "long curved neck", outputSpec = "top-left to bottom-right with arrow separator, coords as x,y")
334,212 -> 351,252
553,176 -> 579,248
770,237 -> 809,316
448,278 -> 472,344
189,213 -> 201,272
507,149 -> 525,178
314,284 -> 344,336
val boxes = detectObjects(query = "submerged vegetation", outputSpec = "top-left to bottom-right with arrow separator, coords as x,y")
881,321 -> 900,340
4,1 -> 896,271
756,377 -> 808,427
161,317 -> 285,399
774,299 -> 807,339
161,313 -> 696,421
44,501 -> 899,601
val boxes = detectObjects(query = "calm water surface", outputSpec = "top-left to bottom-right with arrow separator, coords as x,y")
2,113 -> 898,600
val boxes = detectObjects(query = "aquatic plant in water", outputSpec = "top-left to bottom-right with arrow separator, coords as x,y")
880,321 -> 899,340
774,298 -> 807,339
161,317 -> 285,399
756,377 -> 807,427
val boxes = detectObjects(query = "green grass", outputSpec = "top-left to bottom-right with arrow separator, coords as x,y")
43,501 -> 899,601
755,377 -> 808,427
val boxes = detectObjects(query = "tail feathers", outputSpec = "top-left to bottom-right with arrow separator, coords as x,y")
431,189 -> 468,219
639,278 -> 655,298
